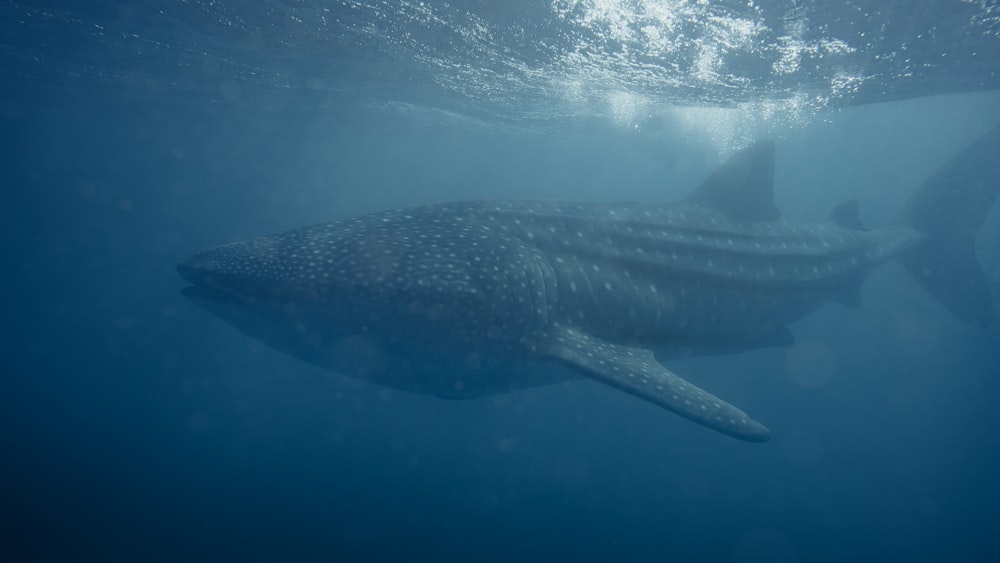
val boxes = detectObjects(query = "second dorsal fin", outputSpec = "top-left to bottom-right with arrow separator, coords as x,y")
686,140 -> 779,223
829,200 -> 865,230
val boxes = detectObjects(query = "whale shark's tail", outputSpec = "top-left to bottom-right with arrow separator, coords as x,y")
899,125 -> 1000,328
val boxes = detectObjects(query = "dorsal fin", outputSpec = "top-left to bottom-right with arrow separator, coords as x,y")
829,199 -> 864,230
687,140 -> 779,223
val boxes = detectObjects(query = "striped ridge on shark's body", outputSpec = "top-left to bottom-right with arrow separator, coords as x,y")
178,126 -> 1000,442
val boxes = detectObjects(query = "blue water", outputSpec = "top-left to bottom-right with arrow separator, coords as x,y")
3,2 -> 1000,562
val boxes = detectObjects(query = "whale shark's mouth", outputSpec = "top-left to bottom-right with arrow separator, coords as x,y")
180,284 -> 243,306
177,263 -> 243,307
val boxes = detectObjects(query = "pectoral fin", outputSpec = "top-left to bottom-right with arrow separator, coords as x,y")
528,324 -> 770,442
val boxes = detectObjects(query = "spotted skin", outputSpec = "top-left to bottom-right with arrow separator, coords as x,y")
178,135 -> 999,442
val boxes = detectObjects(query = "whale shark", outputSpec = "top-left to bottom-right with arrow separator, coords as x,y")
178,126 -> 1000,442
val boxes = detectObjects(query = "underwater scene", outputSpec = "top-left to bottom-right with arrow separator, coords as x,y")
3,1 -> 1000,562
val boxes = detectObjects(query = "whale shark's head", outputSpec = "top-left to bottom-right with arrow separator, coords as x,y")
177,224 -> 412,334
178,237 -> 286,310
178,219 -> 486,320
177,233 -> 360,363
176,218 -> 523,381
179,224 -> 428,380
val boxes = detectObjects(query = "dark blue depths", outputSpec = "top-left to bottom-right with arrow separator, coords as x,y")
3,7 -> 1000,563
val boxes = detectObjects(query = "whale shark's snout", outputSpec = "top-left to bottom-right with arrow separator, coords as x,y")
176,260 -> 211,287
177,261 -> 240,306
177,239 -> 281,307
